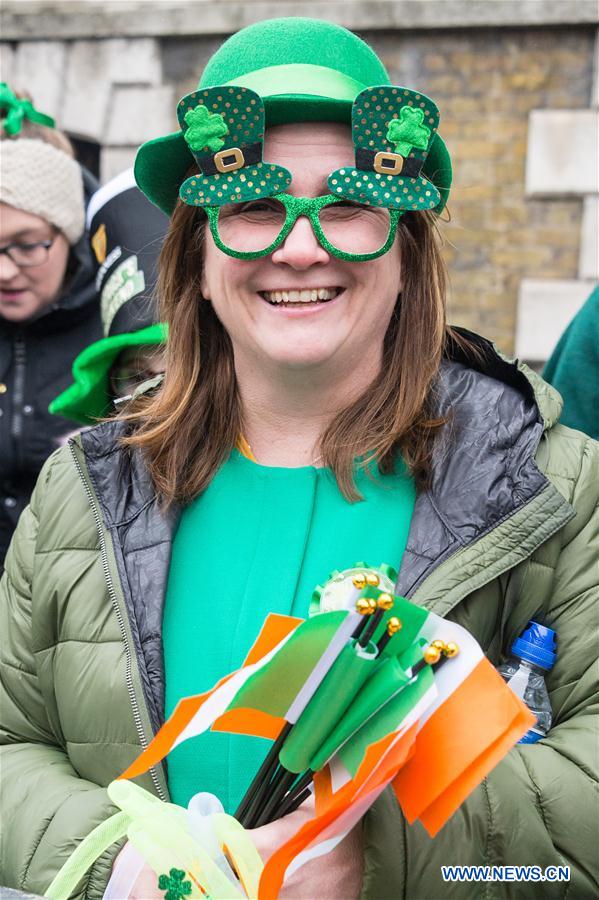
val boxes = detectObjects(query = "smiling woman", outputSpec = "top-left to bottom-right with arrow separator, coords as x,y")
1,17 -> 598,900
126,118 -> 447,502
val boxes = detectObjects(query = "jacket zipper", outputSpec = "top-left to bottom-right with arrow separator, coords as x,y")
68,439 -> 166,801
11,337 -> 26,467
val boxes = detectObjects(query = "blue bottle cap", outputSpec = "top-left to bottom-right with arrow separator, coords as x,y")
511,620 -> 557,670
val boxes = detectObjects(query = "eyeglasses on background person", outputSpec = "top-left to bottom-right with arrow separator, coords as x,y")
0,235 -> 55,267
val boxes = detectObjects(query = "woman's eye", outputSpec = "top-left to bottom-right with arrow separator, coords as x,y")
220,200 -> 280,220
326,202 -> 368,218
238,201 -> 279,214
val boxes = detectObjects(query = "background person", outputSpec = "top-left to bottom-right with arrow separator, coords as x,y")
542,283 -> 599,440
1,19 -> 598,900
50,168 -> 168,427
0,83 -> 100,566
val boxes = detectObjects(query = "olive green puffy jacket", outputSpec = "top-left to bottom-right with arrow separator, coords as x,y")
1,347 -> 598,899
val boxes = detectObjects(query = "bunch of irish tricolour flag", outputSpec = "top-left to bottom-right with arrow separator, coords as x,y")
120,575 -> 533,895
46,574 -> 534,900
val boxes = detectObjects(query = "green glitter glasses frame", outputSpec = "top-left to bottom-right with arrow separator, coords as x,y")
204,193 -> 402,262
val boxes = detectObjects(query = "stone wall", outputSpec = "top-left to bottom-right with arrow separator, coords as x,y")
1,1 -> 597,359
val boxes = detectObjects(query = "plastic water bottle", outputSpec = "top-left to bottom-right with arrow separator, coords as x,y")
498,621 -> 556,744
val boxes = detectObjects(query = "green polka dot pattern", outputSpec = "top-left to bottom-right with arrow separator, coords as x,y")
328,86 -> 441,211
180,165 -> 292,206
177,86 -> 265,150
177,86 -> 292,207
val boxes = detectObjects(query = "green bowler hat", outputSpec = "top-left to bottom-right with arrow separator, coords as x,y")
135,17 -> 452,215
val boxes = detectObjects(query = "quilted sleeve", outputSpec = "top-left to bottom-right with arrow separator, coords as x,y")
363,433 -> 599,900
0,453 -> 119,899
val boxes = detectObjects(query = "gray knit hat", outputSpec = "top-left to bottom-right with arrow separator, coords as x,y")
0,138 -> 85,244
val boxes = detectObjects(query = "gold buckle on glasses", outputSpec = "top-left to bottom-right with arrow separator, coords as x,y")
214,147 -> 245,173
373,151 -> 404,176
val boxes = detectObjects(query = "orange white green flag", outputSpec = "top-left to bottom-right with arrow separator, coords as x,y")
119,588 -> 533,897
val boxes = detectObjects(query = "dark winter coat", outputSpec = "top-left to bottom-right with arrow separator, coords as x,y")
0,172 -> 101,565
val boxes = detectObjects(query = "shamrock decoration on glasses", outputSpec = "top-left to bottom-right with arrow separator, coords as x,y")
157,867 -> 193,900
178,86 -> 292,207
327,85 -> 441,212
386,106 -> 431,156
183,104 -> 229,153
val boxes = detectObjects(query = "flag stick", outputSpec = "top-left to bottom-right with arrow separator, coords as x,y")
275,786 -> 312,819
273,769 -> 314,820
239,597 -> 375,824
239,758 -> 287,829
358,593 -> 394,648
350,597 -> 376,640
411,640 -> 459,677
252,768 -> 298,828
236,722 -> 292,825
375,616 -> 402,656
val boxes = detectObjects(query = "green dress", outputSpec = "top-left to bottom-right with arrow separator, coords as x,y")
163,450 -> 416,813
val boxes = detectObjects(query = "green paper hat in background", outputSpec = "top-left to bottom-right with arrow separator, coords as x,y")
50,169 -> 168,425
135,17 -> 452,215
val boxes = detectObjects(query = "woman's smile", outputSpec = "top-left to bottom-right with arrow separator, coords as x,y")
259,285 -> 344,309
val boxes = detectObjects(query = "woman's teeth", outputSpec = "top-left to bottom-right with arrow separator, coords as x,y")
262,287 -> 340,305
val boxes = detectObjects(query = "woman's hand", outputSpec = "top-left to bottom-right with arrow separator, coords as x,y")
125,862 -> 165,899
250,801 -> 364,899
108,843 -> 163,899
108,805 -> 364,899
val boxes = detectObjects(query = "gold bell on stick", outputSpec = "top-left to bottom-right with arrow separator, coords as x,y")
352,573 -> 367,590
355,597 -> 372,616
423,644 -> 442,665
377,593 -> 394,610
386,616 -> 402,635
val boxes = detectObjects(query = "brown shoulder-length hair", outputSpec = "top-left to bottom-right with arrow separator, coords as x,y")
123,200 -> 458,504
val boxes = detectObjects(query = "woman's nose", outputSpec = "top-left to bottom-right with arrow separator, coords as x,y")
270,215 -> 330,269
0,253 -> 21,281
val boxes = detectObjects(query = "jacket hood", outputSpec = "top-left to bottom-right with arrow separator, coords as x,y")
516,363 -> 562,429
446,327 -> 563,429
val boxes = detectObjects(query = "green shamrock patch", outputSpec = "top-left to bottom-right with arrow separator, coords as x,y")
158,867 -> 192,900
386,107 -> 431,156
183,105 -> 229,153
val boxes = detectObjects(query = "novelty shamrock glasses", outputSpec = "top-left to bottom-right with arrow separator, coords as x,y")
205,194 -> 401,261
177,84 -> 442,261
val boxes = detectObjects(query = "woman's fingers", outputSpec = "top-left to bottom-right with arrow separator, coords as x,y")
249,798 -> 363,900
250,794 -> 315,861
